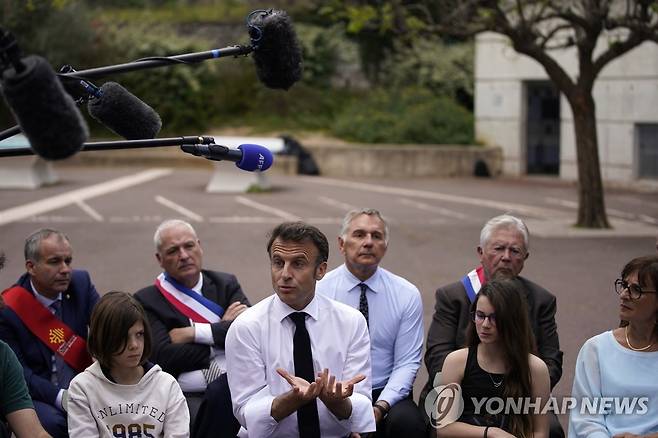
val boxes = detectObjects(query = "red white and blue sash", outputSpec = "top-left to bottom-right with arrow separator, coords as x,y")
154,273 -> 224,323
460,266 -> 486,303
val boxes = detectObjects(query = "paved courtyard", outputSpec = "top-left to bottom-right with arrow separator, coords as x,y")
1,163 -> 656,427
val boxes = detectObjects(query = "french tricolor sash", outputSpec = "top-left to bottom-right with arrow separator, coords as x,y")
1,286 -> 92,372
154,273 -> 223,323
461,266 -> 486,303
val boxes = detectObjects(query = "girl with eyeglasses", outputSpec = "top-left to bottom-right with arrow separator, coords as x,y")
437,279 -> 550,438
569,255 -> 658,437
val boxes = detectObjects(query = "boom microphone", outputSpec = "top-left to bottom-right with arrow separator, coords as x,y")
248,9 -> 303,90
87,82 -> 162,139
181,143 -> 273,171
1,55 -> 89,160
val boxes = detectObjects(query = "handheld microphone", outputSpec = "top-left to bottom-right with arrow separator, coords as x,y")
181,143 -> 273,171
248,9 -> 303,90
1,55 -> 89,160
87,82 -> 162,139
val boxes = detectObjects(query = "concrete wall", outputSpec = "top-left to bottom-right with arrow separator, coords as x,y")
303,139 -> 502,178
475,32 -> 658,182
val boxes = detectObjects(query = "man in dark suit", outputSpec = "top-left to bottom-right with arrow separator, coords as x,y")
421,214 -> 564,437
0,229 -> 99,438
134,219 -> 249,436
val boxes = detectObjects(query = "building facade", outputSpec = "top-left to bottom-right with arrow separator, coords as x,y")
475,32 -> 658,183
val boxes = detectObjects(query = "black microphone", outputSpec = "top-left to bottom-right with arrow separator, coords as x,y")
181,143 -> 274,171
248,9 -> 303,90
87,82 -> 162,139
0,52 -> 89,160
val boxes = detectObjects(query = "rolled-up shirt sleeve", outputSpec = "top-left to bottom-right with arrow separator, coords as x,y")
378,290 -> 423,406
338,312 -> 376,434
226,319 -> 279,436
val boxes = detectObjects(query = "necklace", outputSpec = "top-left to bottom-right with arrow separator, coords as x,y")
487,372 -> 504,388
625,326 -> 654,351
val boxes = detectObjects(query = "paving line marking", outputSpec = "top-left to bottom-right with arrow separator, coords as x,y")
544,197 -> 578,208
300,177 -> 562,219
318,196 -> 358,212
0,168 -> 172,227
75,200 -> 104,222
234,196 -> 300,220
306,217 -> 343,224
639,214 -> 658,225
208,216 -> 343,224
399,198 -> 470,220
544,197 -> 651,222
155,196 -> 204,222
209,216 -> 282,224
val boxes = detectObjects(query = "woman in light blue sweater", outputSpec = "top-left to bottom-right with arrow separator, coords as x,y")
569,255 -> 658,438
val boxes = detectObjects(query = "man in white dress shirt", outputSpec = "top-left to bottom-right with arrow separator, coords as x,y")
226,221 -> 376,437
316,209 -> 425,438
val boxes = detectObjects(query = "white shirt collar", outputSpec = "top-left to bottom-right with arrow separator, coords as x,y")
272,292 -> 320,323
30,279 -> 62,307
340,264 -> 381,294
192,272 -> 203,293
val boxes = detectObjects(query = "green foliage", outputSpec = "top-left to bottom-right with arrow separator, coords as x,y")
98,1 -> 249,24
95,22 -> 222,133
295,24 -> 361,88
381,38 -> 474,104
331,88 -> 473,144
0,1 -> 103,69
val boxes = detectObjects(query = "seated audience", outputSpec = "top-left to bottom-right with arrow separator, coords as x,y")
0,229 -> 99,438
437,278 -> 550,437
67,291 -> 189,437
134,219 -> 249,437
422,214 -> 563,437
569,255 -> 658,437
316,209 -> 425,437
0,252 -> 51,438
226,221 -> 376,437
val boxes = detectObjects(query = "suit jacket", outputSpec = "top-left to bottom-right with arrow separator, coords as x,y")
420,276 -> 563,411
0,270 -> 99,406
134,269 -> 249,377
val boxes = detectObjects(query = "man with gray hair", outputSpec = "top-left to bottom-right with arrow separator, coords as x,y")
0,229 -> 99,438
134,219 -> 249,436
316,209 -> 426,438
421,214 -> 563,437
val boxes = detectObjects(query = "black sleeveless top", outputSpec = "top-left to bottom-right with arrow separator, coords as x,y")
458,346 -> 509,430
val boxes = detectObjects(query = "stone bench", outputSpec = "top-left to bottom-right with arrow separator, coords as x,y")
204,136 -> 285,193
0,134 -> 59,189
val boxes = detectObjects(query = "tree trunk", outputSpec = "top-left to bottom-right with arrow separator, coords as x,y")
570,91 -> 610,228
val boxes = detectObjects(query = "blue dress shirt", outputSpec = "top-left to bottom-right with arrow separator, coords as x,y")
316,264 -> 424,407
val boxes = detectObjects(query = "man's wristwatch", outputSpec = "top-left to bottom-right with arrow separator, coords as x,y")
373,401 -> 390,418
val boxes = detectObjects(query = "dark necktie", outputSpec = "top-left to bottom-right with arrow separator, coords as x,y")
289,312 -> 320,438
50,300 -> 64,384
357,283 -> 369,328
49,299 -> 75,388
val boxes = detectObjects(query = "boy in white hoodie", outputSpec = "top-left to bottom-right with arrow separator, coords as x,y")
67,291 -> 189,438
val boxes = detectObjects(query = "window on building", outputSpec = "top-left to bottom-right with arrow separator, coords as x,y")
636,124 -> 658,179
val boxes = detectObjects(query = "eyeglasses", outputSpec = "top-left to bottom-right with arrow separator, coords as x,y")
471,310 -> 497,325
614,278 -> 658,301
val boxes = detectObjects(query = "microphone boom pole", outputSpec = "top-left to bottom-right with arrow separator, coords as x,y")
61,46 -> 254,81
0,136 -> 215,157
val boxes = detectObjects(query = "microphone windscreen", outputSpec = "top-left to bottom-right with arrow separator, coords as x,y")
237,144 -> 273,171
1,55 -> 88,160
250,10 -> 303,90
87,82 -> 162,139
